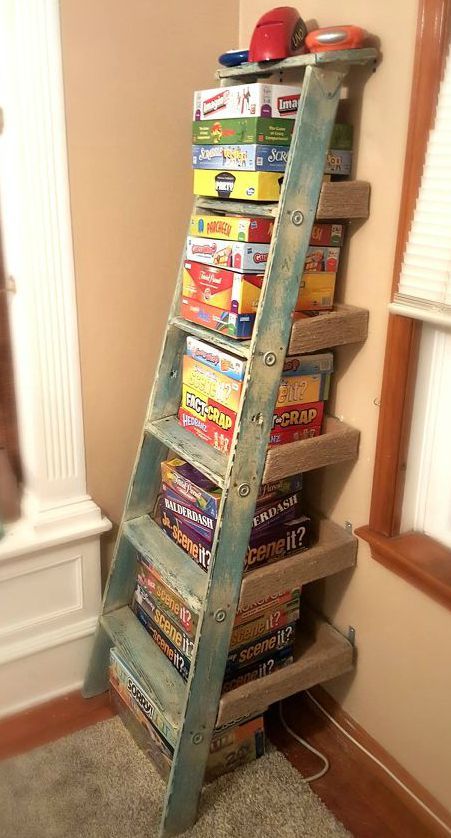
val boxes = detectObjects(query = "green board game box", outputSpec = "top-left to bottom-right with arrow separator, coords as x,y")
192,118 -> 353,149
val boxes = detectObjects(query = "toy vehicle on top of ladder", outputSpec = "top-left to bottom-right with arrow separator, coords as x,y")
83,46 -> 377,837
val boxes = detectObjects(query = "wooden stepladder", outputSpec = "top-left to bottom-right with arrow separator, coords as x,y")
84,49 -> 377,837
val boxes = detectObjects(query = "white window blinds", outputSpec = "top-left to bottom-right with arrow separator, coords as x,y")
390,45 -> 451,328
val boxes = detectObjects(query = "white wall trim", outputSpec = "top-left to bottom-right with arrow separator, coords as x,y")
0,616 -> 98,667
0,0 -> 109,536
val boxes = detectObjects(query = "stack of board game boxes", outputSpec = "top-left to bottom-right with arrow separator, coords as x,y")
182,81 -> 352,339
179,336 -> 333,451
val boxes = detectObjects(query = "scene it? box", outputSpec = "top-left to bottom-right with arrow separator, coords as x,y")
193,83 -> 301,121
192,116 -> 294,146
186,236 -> 269,274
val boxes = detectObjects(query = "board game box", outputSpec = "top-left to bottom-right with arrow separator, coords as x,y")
326,149 -> 352,176
192,116 -> 294,146
295,272 -> 336,311
282,352 -> 333,376
304,246 -> 340,273
180,297 -> 255,340
193,83 -> 301,121
186,236 -> 270,273
222,647 -> 293,692
134,600 -> 191,682
182,261 -> 263,314
192,144 -> 288,172
225,623 -> 296,676
271,400 -> 325,438
182,354 -> 243,414
186,335 -> 246,380
189,213 -> 274,243
310,223 -> 345,247
137,557 -> 198,638
193,168 -> 283,201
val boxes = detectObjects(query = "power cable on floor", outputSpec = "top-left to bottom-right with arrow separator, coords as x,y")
278,702 -> 330,782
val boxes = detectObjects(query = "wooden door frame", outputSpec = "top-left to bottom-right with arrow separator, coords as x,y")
356,0 -> 451,609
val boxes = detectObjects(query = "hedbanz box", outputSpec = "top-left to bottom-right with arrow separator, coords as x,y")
310,223 -> 345,247
186,236 -> 269,274
186,336 -> 246,380
182,261 -> 263,314
189,213 -> 274,243
192,116 -> 294,146
137,557 -> 197,638
305,246 -> 340,273
222,648 -> 293,692
181,297 -> 255,340
194,168 -> 283,201
193,83 -> 301,121
296,272 -> 336,311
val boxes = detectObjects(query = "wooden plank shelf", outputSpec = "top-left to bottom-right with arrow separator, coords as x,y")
238,518 -> 357,610
195,180 -> 370,222
216,47 -> 378,80
217,609 -> 353,726
170,316 -> 251,359
288,304 -> 369,355
263,416 -> 359,482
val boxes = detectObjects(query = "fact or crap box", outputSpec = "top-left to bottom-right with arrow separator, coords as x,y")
186,236 -> 269,274
194,169 -> 283,202
179,397 -> 235,454
193,83 -> 301,121
189,213 -> 274,243
296,272 -> 336,311
271,400 -> 325,438
182,261 -> 263,314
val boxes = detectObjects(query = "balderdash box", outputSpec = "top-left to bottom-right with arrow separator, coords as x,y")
193,83 -> 301,121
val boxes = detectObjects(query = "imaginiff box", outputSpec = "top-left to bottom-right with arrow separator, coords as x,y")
193,83 -> 301,121
189,213 -> 274,243
186,236 -> 269,274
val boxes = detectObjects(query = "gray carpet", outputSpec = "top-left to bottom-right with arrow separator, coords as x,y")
0,717 -> 351,838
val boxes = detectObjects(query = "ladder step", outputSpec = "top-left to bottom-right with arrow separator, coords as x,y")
123,516 -> 207,616
217,609 -> 352,726
170,316 -> 251,359
195,197 -> 278,218
102,605 -> 184,730
216,47 -> 378,81
238,518 -> 356,611
146,416 -> 228,487
263,416 -> 359,482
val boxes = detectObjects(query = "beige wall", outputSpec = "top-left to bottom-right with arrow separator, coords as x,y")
240,0 -> 451,813
60,0 -> 239,564
61,0 -> 451,814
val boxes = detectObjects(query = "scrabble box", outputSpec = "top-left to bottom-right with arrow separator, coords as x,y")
326,149 -> 352,176
192,116 -> 294,146
186,236 -> 270,273
189,213 -> 274,243
192,144 -> 288,172
193,83 -> 301,121
193,168 -> 283,201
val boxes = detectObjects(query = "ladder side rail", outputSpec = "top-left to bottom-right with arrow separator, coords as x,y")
160,63 -> 348,837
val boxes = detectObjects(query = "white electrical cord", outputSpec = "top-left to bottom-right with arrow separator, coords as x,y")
278,702 -> 330,782
305,690 -> 451,835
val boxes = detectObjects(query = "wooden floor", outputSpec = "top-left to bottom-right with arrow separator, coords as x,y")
0,689 -> 448,837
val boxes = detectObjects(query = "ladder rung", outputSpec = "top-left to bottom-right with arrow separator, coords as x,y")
217,609 -> 352,726
238,517 -> 356,610
123,515 -> 207,615
216,48 -> 378,81
195,197 -> 278,218
102,605 -> 184,730
146,416 -> 228,487
170,316 -> 251,359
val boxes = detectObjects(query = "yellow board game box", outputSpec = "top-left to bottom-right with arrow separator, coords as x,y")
193,168 -> 282,202
295,272 -> 336,311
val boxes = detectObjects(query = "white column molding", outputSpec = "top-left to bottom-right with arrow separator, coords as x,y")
0,0 -> 106,535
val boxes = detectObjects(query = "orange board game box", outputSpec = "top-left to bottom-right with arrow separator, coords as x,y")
183,261 -> 263,313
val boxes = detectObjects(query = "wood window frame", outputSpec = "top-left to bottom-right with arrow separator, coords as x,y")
355,0 -> 451,610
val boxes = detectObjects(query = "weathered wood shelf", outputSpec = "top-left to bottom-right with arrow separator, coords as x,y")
239,518 -> 356,610
288,304 -> 369,355
263,416 -> 359,482
217,610 -> 353,726
146,416 -> 227,487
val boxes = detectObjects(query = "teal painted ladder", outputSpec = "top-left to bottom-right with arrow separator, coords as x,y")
84,49 -> 377,837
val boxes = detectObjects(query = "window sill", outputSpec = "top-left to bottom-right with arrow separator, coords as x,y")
355,526 -> 451,610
